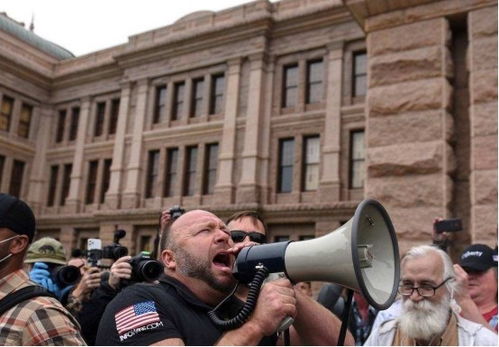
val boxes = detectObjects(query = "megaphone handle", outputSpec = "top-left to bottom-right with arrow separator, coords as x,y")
277,316 -> 294,333
338,289 -> 354,346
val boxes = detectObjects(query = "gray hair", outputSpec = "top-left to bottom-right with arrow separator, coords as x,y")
401,245 -> 457,294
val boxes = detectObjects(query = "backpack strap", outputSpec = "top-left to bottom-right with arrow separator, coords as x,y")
0,285 -> 57,316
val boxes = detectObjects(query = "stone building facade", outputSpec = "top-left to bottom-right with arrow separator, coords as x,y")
0,0 -> 496,263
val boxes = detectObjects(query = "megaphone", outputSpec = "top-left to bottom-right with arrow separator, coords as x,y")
233,199 -> 400,310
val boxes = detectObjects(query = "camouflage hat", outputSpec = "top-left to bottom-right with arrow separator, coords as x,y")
25,237 -> 67,265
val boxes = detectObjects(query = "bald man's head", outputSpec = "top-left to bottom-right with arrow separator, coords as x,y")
162,210 -> 220,251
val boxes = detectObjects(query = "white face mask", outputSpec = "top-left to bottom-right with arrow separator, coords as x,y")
0,235 -> 19,264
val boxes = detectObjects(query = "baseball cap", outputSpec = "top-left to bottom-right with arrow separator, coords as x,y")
459,244 -> 498,272
25,237 -> 67,265
0,193 -> 36,242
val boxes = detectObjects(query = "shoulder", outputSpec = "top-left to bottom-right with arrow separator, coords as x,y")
363,319 -> 396,346
457,316 -> 498,346
13,296 -> 84,345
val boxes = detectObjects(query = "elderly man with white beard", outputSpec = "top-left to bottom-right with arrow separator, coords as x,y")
364,245 -> 497,346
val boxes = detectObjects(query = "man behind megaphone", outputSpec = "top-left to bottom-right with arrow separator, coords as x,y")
96,209 -> 353,346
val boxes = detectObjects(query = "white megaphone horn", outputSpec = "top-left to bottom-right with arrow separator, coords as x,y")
233,199 -> 400,310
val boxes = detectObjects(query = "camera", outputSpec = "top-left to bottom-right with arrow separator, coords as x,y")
102,229 -> 128,261
169,205 -> 185,221
434,218 -> 462,233
128,252 -> 164,283
50,264 -> 81,287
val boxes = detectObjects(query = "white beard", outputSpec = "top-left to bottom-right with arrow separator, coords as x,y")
397,294 -> 451,342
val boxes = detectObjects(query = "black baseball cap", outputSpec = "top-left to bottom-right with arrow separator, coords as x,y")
0,193 -> 36,242
459,244 -> 498,272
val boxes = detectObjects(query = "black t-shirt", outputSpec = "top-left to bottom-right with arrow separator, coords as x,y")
95,275 -> 277,346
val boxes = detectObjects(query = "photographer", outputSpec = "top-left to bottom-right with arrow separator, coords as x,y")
76,228 -> 163,345
25,237 -> 80,303
76,255 -> 132,345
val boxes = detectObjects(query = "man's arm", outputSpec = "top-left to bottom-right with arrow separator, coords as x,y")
286,291 -> 355,346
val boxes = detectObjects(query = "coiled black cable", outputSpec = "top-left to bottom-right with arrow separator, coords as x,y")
208,264 -> 269,330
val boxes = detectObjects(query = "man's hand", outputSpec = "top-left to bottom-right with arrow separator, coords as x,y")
160,210 -> 173,230
72,266 -> 101,298
108,255 -> 132,290
249,278 -> 297,336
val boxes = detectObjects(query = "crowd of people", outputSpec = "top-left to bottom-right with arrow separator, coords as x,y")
0,192 -> 497,346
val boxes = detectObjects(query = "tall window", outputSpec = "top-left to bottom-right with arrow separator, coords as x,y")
191,78 -> 204,117
350,130 -> 365,188
47,165 -> 59,206
278,138 -> 294,193
0,96 -> 14,132
9,160 -> 25,197
139,235 -> 152,253
56,110 -> 66,143
100,159 -> 112,203
282,64 -> 298,108
18,104 -> 33,138
94,102 -> 106,137
353,51 -> 367,97
145,150 -> 159,198
85,160 -> 99,204
108,99 -> 120,135
164,148 -> 178,197
172,82 -> 185,120
209,74 -> 225,115
153,85 -> 166,124
0,155 -> 4,187
184,146 -> 198,196
306,60 -> 323,104
69,107 -> 80,141
60,163 -> 72,206
302,136 -> 320,191
203,143 -> 218,195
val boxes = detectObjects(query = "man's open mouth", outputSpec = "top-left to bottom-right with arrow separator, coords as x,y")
213,252 -> 232,269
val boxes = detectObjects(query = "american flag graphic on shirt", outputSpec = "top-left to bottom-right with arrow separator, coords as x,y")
115,301 -> 160,334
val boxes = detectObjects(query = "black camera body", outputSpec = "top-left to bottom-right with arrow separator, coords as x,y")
169,205 -> 185,220
128,252 -> 164,283
102,229 -> 129,261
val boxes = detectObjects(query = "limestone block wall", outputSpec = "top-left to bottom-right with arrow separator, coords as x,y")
366,18 -> 454,253
469,5 -> 498,244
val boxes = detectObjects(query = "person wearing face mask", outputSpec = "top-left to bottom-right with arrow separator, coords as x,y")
0,193 -> 86,345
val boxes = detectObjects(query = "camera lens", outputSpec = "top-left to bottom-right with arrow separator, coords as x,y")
52,265 -> 81,286
137,260 -> 163,282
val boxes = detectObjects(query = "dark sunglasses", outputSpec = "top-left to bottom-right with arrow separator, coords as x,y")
230,230 -> 266,244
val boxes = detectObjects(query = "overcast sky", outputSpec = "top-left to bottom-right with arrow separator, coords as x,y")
1,0 -> 273,56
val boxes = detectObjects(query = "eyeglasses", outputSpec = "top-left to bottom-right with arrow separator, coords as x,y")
230,230 -> 266,244
398,277 -> 453,297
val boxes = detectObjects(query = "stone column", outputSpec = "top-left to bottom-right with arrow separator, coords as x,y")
213,58 -> 242,204
27,104 -> 52,213
9,99 -> 22,136
66,97 -> 92,213
346,8 -> 454,252
468,6 -> 498,244
122,79 -> 149,209
236,53 -> 267,204
319,42 -> 343,202
106,82 -> 132,209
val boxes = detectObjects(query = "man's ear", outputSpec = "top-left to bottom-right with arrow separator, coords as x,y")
10,235 -> 29,255
161,249 -> 176,271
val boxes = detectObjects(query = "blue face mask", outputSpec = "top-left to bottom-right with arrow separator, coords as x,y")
0,235 -> 19,264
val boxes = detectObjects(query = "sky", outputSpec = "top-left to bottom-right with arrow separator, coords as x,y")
1,0 -> 274,56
